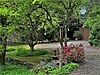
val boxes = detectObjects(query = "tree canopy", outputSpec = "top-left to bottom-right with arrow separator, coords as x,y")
84,0 -> 100,47
1,0 -> 99,65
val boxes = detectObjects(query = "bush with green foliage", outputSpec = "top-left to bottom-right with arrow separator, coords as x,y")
50,62 -> 79,75
84,4 -> 100,47
88,24 -> 100,47
32,62 -> 79,75
6,48 -> 16,52
16,48 -> 49,57
73,31 -> 82,40
42,54 -> 53,62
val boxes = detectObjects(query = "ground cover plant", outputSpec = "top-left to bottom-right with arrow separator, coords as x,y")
32,62 -> 79,75
0,63 -> 35,75
6,48 -> 16,52
0,62 -> 79,75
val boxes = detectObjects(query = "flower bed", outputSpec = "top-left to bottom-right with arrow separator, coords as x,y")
32,62 -> 79,75
56,43 -> 85,64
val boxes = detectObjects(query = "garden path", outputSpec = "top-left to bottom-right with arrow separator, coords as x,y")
35,41 -> 87,49
69,41 -> 100,75
35,41 -> 100,75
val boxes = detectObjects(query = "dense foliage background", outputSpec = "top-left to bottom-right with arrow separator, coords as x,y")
84,0 -> 100,47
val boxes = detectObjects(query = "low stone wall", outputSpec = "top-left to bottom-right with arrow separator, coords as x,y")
5,57 -> 34,68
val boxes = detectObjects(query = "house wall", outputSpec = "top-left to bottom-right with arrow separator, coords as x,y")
79,27 -> 90,40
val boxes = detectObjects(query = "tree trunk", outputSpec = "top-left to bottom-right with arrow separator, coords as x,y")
28,40 -> 38,51
1,35 -> 7,65
65,26 -> 67,46
59,46 -> 63,68
57,36 -> 63,68
65,40 -> 67,47
30,44 -> 34,51
28,41 -> 34,51
58,36 -> 63,47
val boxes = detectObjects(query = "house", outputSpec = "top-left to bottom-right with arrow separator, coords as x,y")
60,20 -> 90,40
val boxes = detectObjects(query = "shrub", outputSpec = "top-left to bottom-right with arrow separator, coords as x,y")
54,62 -> 79,75
88,24 -> 100,47
73,31 -> 82,40
93,39 -> 98,46
32,62 -> 79,75
6,48 -> 15,52
42,54 -> 53,62
56,43 -> 85,63
16,48 -> 49,57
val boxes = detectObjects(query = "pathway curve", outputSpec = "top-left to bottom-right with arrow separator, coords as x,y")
35,41 -> 100,75
69,42 -> 100,75
35,41 -> 87,49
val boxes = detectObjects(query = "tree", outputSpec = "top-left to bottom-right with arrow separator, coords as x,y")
13,0 -> 56,51
0,0 -> 20,65
41,0 -> 88,46
84,0 -> 100,47
33,0 -> 88,67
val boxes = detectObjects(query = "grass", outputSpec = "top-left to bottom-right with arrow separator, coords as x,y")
6,50 -> 52,63
0,43 -> 53,63
0,43 -> 29,48
16,55 -> 48,63
0,62 -> 79,75
7,44 -> 30,49
6,51 -> 50,63
0,63 -> 35,75
0,44 -> 80,75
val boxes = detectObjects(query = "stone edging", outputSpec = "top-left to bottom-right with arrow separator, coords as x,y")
5,57 -> 34,68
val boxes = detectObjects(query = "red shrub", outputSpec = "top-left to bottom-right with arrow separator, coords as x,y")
56,43 -> 85,63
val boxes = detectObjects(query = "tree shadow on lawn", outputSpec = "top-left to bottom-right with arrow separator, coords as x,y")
6,49 -> 54,64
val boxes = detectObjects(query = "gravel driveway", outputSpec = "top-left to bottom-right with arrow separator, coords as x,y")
35,41 -> 100,75
69,42 -> 100,75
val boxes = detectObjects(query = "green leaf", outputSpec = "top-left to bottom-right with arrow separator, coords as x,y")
32,0 -> 37,4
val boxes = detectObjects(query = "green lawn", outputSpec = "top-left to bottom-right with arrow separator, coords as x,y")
0,43 -> 53,63
7,43 -> 30,49
6,50 -> 49,63
0,63 -> 35,75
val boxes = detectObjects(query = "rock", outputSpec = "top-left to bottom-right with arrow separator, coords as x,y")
40,60 -> 47,66
5,57 -> 34,68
